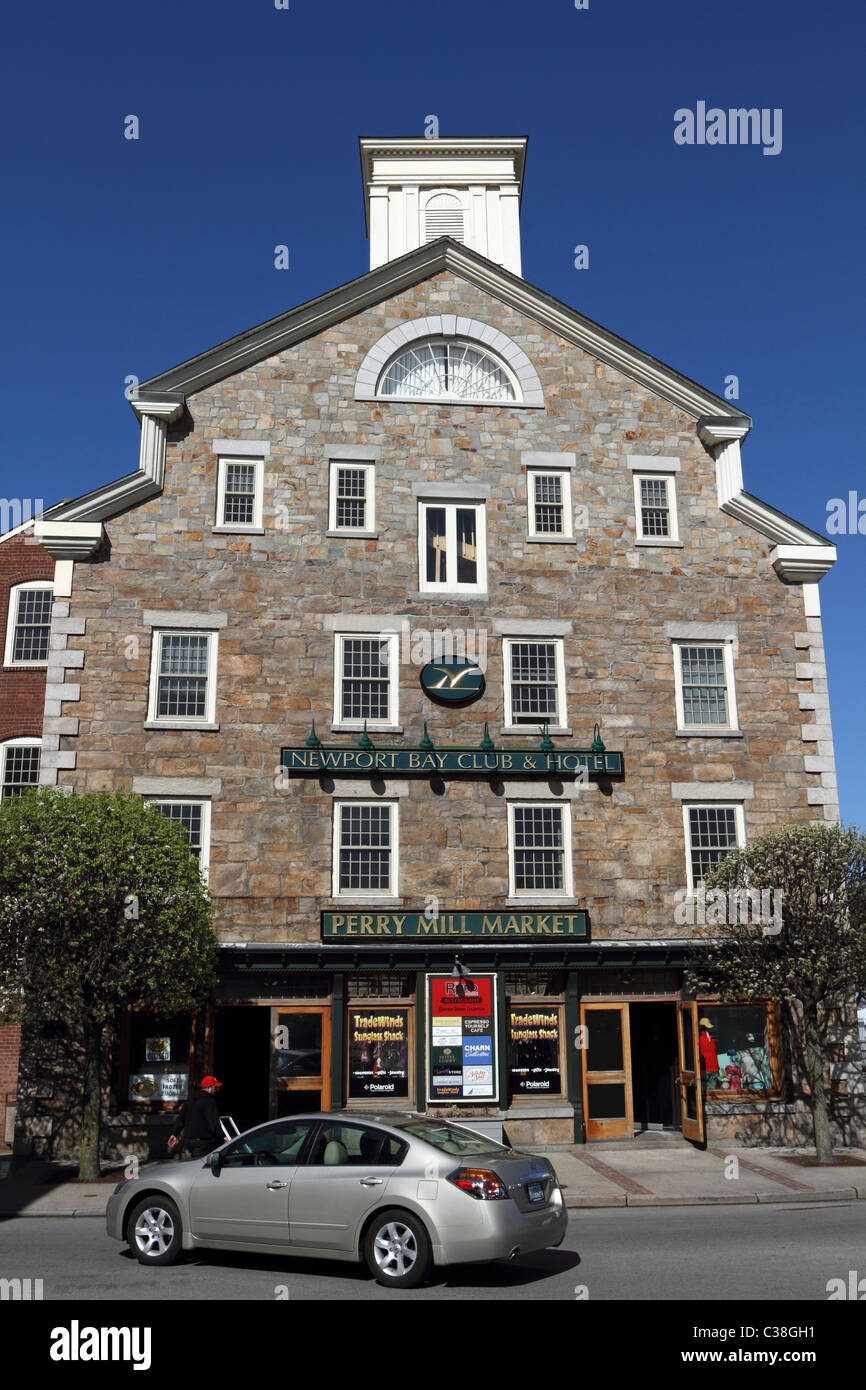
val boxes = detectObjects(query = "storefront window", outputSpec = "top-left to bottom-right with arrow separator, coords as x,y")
124,1011 -> 193,1106
347,1007 -> 411,1101
508,1005 -> 563,1099
697,1003 -> 779,1095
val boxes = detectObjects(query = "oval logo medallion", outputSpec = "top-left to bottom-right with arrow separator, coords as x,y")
420,658 -> 486,707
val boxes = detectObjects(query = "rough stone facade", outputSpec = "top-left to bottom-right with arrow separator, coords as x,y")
18,267 -> 865,1156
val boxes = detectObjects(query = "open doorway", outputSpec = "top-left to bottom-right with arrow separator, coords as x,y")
629,1002 -> 679,1131
212,1006 -> 272,1135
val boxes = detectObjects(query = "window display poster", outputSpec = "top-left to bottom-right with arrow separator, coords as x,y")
129,1072 -> 188,1102
348,1008 -> 410,1099
145,1036 -> 171,1062
427,975 -> 498,1102
508,1007 -> 562,1095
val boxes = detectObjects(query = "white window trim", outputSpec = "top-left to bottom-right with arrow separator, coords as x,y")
673,640 -> 740,735
214,456 -> 264,533
376,336 -> 522,407
4,580 -> 54,668
502,636 -> 568,733
418,500 -> 488,595
146,796 -> 211,884
333,631 -> 399,730
633,472 -> 681,545
327,460 -> 377,536
507,800 -> 574,900
332,799 -> 400,899
146,629 -> 219,727
682,801 -> 746,895
526,469 -> 574,542
0,736 -> 42,798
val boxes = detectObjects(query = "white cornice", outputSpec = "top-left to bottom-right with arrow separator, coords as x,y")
35,521 -> 103,559
771,545 -> 837,584
51,395 -> 185,525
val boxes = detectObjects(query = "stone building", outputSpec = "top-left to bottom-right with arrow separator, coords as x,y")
17,137 -> 864,1158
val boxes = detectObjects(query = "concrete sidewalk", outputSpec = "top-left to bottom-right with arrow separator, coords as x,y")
1,1142 -> 866,1215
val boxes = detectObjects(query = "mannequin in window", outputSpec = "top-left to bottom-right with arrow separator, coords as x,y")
698,1016 -> 719,1085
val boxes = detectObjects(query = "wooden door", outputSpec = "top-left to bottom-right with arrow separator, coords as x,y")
676,1001 -> 705,1143
270,1006 -> 331,1117
580,1002 -> 633,1140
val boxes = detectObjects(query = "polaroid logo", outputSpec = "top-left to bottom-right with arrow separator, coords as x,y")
365,1083 -> 395,1093
674,102 -> 782,156
49,1321 -> 152,1371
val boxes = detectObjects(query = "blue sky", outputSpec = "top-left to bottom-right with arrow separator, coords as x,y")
2,0 -> 864,821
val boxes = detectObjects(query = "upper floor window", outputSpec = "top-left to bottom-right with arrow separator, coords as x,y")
148,798 -> 211,880
684,803 -> 745,892
333,800 -> 398,898
328,462 -> 376,535
673,643 -> 738,733
147,630 -> 218,726
527,470 -> 573,540
0,738 -> 41,798
503,639 -> 567,730
507,802 -> 574,899
4,582 -> 53,666
633,472 -> 680,544
334,633 -> 399,728
378,338 -> 517,403
215,457 -> 263,531
419,501 -> 487,594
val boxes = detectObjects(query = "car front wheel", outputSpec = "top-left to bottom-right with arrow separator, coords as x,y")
364,1209 -> 432,1289
127,1195 -> 183,1266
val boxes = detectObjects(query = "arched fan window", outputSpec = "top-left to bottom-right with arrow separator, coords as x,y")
377,338 -> 518,402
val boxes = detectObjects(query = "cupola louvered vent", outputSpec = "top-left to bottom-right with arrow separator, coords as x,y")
424,194 -> 464,243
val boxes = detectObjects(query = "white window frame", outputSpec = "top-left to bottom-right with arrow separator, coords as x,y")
507,800 -> 574,900
633,472 -> 680,544
333,632 -> 399,730
673,641 -> 739,734
418,500 -> 487,595
328,460 -> 377,536
332,799 -> 399,900
376,337 -> 521,405
526,469 -> 574,541
502,637 -> 568,732
0,737 -> 42,798
682,802 -> 746,894
146,797 -> 212,883
214,456 -> 264,532
4,580 -> 54,668
147,630 -> 219,727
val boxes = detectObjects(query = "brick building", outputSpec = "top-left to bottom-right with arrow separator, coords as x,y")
0,512 -> 61,1150
17,137 -> 865,1159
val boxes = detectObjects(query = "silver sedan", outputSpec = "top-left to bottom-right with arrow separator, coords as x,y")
106,1111 -> 567,1288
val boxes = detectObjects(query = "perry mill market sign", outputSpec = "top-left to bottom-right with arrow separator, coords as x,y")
322,910 -> 587,939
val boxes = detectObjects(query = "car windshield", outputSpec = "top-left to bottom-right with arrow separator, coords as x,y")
395,1118 -> 508,1156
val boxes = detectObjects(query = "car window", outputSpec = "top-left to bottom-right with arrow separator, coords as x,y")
221,1119 -> 315,1168
395,1118 -> 507,1156
306,1123 -> 407,1167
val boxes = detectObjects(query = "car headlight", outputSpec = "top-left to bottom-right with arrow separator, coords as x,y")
446,1167 -> 510,1200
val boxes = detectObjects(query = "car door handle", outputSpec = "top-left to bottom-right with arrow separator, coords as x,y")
359,1177 -> 384,1187
266,1180 -> 288,1190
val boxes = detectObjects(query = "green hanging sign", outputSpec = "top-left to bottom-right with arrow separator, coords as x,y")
281,745 -> 623,777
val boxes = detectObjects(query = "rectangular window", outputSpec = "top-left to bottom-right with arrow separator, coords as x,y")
215,457 -> 263,530
148,631 -> 217,725
4,584 -> 53,666
508,802 -> 573,898
328,462 -> 375,533
124,1010 -> 193,1107
419,501 -> 486,593
334,801 -> 398,898
684,803 -> 744,891
0,741 -> 41,798
334,633 -> 398,727
508,1004 -> 564,1099
347,1006 -> 412,1102
149,799 -> 211,878
674,643 -> 738,731
634,473 -> 679,543
697,1002 -> 782,1097
527,471 -> 572,540
504,639 -> 566,728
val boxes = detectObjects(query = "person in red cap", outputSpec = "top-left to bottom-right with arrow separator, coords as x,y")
167,1075 -> 224,1159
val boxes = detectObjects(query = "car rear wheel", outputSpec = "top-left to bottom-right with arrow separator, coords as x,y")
364,1209 -> 432,1289
128,1195 -> 183,1266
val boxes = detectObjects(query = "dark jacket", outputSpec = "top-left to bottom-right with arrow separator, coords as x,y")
170,1089 -> 223,1146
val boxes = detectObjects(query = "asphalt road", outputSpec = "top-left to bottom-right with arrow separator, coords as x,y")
1,1201 -> 864,1302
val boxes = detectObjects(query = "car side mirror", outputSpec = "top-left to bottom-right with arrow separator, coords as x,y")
208,1150 -> 221,1173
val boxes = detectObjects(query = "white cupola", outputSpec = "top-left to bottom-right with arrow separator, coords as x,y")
359,137 -> 527,276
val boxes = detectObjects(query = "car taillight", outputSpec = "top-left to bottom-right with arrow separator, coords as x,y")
446,1167 -> 509,1200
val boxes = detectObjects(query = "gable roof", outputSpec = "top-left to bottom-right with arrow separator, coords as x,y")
136,236 -> 744,422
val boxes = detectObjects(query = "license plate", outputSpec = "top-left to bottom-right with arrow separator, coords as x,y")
527,1181 -> 545,1204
